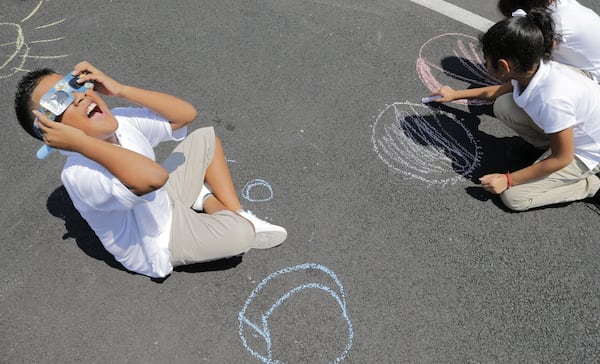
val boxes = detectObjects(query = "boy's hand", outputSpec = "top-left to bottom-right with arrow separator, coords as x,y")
431,86 -> 458,102
72,61 -> 124,97
32,110 -> 86,152
479,173 -> 509,194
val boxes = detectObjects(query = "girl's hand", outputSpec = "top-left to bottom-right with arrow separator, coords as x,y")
72,61 -> 124,97
431,86 -> 458,102
32,110 -> 86,152
479,173 -> 509,194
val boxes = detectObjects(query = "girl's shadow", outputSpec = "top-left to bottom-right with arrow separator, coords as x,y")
401,102 -> 540,210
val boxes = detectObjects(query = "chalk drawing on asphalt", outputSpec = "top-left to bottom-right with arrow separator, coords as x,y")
227,160 -> 274,203
1,1 -> 69,79
242,179 -> 274,203
239,263 -> 353,363
372,102 -> 481,185
416,33 -> 500,106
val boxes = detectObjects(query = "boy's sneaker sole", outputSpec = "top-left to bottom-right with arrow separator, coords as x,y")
254,229 -> 287,249
238,210 -> 287,249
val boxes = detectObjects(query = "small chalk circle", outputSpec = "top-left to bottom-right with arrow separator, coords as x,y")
421,95 -> 442,103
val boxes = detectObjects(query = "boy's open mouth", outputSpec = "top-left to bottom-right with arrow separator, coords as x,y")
86,103 -> 104,119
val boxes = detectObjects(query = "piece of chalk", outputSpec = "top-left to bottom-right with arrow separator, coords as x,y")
421,95 -> 442,103
36,144 -> 54,159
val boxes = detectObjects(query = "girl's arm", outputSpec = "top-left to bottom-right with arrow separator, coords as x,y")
431,82 -> 513,103
480,128 -> 575,194
73,61 -> 197,131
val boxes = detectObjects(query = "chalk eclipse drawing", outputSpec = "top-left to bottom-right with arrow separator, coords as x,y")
0,1 -> 69,79
372,102 -> 481,185
416,33 -> 500,106
239,263 -> 353,363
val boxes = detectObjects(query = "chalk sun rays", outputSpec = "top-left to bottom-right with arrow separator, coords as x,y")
0,0 -> 69,79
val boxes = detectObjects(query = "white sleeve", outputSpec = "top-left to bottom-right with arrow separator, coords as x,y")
112,107 -> 187,147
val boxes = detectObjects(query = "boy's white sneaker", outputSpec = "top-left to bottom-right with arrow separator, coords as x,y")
238,210 -> 287,249
191,185 -> 213,212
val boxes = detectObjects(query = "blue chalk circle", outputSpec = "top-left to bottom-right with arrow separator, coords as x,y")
238,263 -> 354,364
241,178 -> 273,202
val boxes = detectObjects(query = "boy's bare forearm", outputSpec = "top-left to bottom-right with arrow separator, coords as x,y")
76,135 -> 168,195
73,62 -> 197,130
117,85 -> 197,130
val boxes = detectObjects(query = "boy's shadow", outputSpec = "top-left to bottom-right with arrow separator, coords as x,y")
46,186 -> 125,272
47,186 -> 243,281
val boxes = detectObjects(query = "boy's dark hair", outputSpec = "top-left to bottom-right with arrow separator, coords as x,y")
497,0 -> 552,18
14,68 -> 56,140
481,7 -> 555,73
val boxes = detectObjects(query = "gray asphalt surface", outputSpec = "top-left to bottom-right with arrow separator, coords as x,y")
2,1 -> 600,363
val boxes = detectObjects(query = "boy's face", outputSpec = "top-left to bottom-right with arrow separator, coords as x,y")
32,73 -> 118,141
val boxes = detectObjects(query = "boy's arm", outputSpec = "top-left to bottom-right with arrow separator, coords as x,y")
431,82 -> 513,102
73,61 -> 197,131
112,85 -> 197,131
34,110 -> 168,196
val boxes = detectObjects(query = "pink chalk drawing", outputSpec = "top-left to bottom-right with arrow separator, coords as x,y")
416,33 -> 501,106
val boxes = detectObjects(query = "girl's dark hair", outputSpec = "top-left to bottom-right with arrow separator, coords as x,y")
497,0 -> 552,18
14,68 -> 56,140
481,7 -> 555,73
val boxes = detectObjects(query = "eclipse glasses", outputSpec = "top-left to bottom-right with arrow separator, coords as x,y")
34,73 -> 93,159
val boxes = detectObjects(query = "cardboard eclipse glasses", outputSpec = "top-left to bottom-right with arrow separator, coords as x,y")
33,73 -> 93,159
33,73 -> 94,139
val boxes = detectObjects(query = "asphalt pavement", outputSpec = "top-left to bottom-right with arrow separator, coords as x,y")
1,1 -> 599,363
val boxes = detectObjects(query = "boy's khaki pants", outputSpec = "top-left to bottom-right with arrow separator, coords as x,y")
163,127 -> 254,266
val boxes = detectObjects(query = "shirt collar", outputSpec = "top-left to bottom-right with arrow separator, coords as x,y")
513,59 -> 549,108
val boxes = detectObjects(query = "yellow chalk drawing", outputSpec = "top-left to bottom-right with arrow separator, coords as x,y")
0,1 -> 69,79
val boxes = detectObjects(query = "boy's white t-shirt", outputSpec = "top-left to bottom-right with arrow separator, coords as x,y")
551,0 -> 600,82
60,108 -> 186,278
512,60 -> 600,170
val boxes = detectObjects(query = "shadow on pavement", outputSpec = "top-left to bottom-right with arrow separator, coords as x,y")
47,186 -> 244,281
47,186 -> 127,273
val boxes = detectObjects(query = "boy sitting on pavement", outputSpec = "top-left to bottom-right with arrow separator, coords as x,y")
14,61 -> 287,278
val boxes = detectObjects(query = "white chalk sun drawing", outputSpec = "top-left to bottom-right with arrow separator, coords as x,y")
0,1 -> 69,79
372,102 -> 482,186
